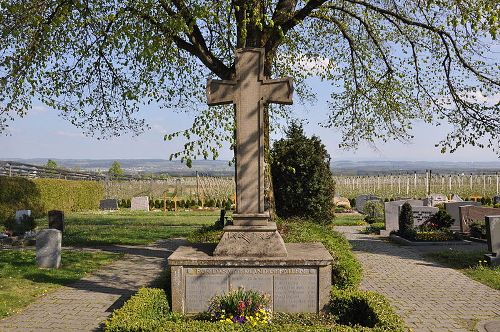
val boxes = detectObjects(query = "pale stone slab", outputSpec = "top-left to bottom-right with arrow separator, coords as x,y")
36,229 -> 61,268
381,200 -> 423,236
274,274 -> 317,312
99,199 -> 118,210
185,274 -> 228,313
169,243 -> 333,314
131,196 -> 149,211
444,201 -> 481,231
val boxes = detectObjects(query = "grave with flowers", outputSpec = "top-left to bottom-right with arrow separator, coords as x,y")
168,48 -> 334,314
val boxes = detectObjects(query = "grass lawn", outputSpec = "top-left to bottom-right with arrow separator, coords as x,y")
332,213 -> 367,226
36,210 -> 221,246
424,250 -> 500,290
0,249 -> 121,319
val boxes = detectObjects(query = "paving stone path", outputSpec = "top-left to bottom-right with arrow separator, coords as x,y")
336,226 -> 500,332
0,239 -> 186,332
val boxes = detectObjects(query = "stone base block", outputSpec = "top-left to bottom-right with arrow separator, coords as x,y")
213,222 -> 287,257
232,212 -> 270,226
168,243 -> 334,314
36,229 -> 62,268
484,253 -> 500,267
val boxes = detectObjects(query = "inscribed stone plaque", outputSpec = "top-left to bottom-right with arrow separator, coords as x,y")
185,274 -> 228,313
459,206 -> 500,233
131,196 -> 149,211
99,199 -> 118,210
48,210 -> 64,232
230,274 -> 273,302
274,274 -> 317,312
410,206 -> 439,226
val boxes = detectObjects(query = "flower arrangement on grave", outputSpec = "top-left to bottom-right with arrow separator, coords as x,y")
207,287 -> 271,326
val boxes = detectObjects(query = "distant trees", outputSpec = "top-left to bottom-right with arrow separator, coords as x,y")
46,159 -> 58,169
271,123 -> 335,223
108,161 -> 124,179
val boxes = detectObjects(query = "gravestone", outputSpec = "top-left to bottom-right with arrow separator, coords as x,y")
169,48 -> 333,314
36,229 -> 61,268
451,194 -> 463,202
494,196 -> 500,205
48,210 -> 64,232
411,206 -> 439,226
334,196 -> 351,209
355,195 -> 382,212
459,206 -> 500,233
484,216 -> 500,266
381,200 -> 423,236
444,201 -> 481,232
423,194 -> 448,207
131,196 -> 149,211
99,199 -> 118,210
15,210 -> 31,221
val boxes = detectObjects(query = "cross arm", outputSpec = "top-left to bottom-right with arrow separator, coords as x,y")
262,77 -> 294,105
206,79 -> 236,106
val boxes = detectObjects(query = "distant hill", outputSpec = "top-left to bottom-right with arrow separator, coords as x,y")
5,158 -> 500,176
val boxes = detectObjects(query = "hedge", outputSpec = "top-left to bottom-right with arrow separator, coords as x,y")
104,288 -> 405,332
0,176 -> 104,221
104,288 -> 171,332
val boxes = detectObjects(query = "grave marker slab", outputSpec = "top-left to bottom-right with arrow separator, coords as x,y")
99,199 -> 118,210
444,201 -> 481,232
48,210 -> 64,232
494,196 -> 500,205
459,206 -> 500,233
15,210 -> 31,221
484,215 -> 500,266
381,200 -> 423,236
355,195 -> 382,212
36,229 -> 61,268
131,196 -> 149,211
410,206 -> 439,226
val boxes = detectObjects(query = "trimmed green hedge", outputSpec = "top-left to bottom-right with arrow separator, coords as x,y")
0,176 -> 104,221
282,219 -> 363,290
104,288 -> 405,332
329,289 -> 405,331
104,288 -> 171,332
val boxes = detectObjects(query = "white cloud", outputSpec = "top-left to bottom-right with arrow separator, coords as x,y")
276,53 -> 334,76
32,105 -> 49,113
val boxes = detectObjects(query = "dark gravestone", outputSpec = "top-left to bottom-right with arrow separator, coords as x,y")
459,206 -> 500,233
48,210 -> 64,232
100,199 -> 119,210
444,201 -> 481,232
494,196 -> 500,205
355,195 -> 382,212
484,216 -> 500,266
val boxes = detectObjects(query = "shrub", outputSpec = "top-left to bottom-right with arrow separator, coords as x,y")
363,201 -> 384,224
414,231 -> 457,242
363,222 -> 385,235
329,289 -> 405,331
0,177 -> 44,221
424,210 -> 453,230
104,288 -> 172,332
271,122 -> 335,223
469,221 -> 487,239
208,288 -> 271,326
398,202 -> 414,238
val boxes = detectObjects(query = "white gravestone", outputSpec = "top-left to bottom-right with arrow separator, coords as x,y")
131,196 -> 149,211
381,200 -> 424,236
15,210 -> 31,221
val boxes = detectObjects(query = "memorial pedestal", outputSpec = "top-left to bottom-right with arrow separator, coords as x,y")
168,243 -> 334,314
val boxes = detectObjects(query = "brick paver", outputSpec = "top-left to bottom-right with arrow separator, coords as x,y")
0,239 -> 186,332
336,226 -> 500,332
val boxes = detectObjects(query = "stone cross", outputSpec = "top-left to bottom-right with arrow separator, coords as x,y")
207,48 -> 293,225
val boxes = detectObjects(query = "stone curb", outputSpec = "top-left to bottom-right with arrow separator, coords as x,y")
390,234 -> 472,246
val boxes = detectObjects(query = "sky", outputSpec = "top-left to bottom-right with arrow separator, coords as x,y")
0,78 -> 499,163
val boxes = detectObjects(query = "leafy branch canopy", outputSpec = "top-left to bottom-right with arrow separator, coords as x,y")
0,0 -> 498,162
